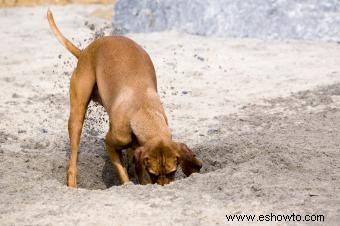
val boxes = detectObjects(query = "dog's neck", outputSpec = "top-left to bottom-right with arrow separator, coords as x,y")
130,106 -> 171,145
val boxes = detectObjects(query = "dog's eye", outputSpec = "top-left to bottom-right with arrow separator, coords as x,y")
148,172 -> 159,179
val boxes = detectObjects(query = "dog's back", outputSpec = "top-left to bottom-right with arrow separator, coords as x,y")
48,10 -> 157,109
87,36 -> 157,106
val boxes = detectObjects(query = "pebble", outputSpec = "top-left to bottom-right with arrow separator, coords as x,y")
12,93 -> 20,98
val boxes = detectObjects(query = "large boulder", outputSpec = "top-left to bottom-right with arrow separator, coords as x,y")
112,0 -> 340,41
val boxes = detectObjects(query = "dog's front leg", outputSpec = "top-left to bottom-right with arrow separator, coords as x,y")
105,138 -> 129,184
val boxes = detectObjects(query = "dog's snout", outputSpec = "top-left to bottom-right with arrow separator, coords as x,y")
157,176 -> 171,186
158,177 -> 166,186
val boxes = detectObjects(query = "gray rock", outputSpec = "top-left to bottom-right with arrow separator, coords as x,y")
113,0 -> 340,41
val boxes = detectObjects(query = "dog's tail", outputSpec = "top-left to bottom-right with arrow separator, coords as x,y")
47,9 -> 81,59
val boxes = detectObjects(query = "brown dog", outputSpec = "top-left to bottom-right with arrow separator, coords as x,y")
47,10 -> 202,187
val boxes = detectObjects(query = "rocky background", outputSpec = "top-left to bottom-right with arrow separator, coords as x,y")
113,0 -> 340,41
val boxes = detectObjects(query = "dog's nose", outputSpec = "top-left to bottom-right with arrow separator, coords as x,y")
158,178 -> 166,186
158,176 -> 169,186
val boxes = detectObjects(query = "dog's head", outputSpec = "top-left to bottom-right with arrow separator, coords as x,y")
133,139 -> 202,185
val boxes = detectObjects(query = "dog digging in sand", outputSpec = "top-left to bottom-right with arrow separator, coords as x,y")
47,9 -> 202,187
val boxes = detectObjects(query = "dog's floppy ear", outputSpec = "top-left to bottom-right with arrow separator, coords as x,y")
133,146 -> 149,184
177,143 -> 202,176
133,147 -> 148,170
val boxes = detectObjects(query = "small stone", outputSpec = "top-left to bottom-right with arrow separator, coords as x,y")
197,56 -> 204,61
89,24 -> 95,31
12,93 -> 20,98
207,128 -> 221,134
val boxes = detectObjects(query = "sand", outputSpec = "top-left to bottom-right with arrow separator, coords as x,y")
0,5 -> 339,225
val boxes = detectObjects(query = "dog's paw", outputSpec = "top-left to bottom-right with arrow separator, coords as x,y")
122,181 -> 134,187
67,170 -> 77,188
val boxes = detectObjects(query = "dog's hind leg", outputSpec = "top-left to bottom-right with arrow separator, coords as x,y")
67,68 -> 95,188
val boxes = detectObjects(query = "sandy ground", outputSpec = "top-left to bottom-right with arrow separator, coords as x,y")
0,5 -> 340,225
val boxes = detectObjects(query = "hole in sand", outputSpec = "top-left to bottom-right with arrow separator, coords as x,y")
50,101 -> 278,190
